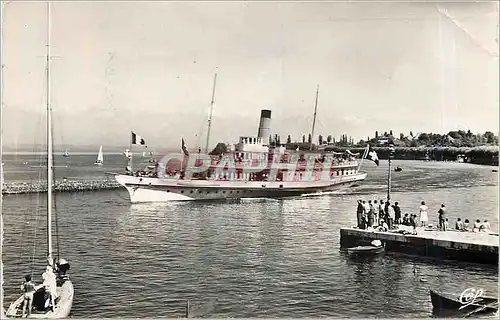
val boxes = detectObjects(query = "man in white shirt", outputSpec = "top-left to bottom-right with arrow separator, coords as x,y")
41,266 -> 58,311
386,201 -> 394,229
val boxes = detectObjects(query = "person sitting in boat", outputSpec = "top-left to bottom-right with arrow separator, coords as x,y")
41,266 -> 58,311
473,219 -> 482,232
455,218 -> 464,231
21,274 -> 36,318
371,240 -> 382,247
55,258 -> 70,283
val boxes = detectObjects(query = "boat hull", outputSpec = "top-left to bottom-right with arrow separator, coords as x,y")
115,172 -> 367,203
347,245 -> 385,255
6,280 -> 74,319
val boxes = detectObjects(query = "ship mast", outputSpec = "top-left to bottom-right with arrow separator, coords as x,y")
205,68 -> 218,154
310,85 -> 319,150
45,1 -> 54,265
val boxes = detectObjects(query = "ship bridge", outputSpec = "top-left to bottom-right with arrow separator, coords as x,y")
235,136 -> 269,160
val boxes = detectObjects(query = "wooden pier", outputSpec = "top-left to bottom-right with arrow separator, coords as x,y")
340,226 -> 499,265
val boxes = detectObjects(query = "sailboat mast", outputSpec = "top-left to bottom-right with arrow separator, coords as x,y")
310,85 -> 319,150
205,68 -> 218,154
45,1 -> 53,265
1,0 -> 5,313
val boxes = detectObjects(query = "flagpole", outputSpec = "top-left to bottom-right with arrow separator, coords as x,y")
387,145 -> 395,201
129,131 -> 133,173
358,144 -> 369,171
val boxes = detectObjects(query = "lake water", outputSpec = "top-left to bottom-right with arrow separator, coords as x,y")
1,156 -> 498,317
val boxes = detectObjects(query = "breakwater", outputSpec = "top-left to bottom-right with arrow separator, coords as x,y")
325,146 -> 499,166
1,179 -> 123,195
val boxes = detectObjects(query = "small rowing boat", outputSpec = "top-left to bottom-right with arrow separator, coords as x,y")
347,240 -> 385,255
430,289 -> 498,317
347,245 -> 384,255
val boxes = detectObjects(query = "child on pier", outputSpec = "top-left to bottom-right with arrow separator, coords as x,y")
419,201 -> 428,227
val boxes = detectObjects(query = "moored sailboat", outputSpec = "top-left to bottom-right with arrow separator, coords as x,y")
5,2 -> 74,318
94,145 -> 103,166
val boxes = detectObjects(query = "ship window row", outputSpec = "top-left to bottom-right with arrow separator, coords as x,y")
240,137 -> 263,144
165,189 -> 250,194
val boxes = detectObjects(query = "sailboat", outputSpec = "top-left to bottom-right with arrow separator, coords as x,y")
62,149 -> 69,157
5,2 -> 74,318
94,145 -> 103,166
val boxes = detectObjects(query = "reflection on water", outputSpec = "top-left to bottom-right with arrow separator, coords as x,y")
1,159 -> 498,317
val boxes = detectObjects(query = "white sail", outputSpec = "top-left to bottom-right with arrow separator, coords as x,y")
95,145 -> 103,165
5,2 -> 74,318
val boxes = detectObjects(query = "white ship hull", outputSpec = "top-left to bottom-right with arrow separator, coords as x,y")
115,172 -> 367,203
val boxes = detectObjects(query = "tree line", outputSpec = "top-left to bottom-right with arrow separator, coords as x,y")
268,130 -> 498,149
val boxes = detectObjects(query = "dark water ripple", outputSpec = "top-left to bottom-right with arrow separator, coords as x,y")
1,156 -> 499,317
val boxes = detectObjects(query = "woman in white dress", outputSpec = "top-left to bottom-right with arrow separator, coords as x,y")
419,201 -> 429,227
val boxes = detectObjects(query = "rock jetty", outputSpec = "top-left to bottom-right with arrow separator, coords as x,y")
2,179 -> 123,195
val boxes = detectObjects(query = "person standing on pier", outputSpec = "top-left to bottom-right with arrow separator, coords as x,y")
386,201 -> 394,229
367,200 -> 375,227
378,200 -> 385,224
362,200 -> 370,228
358,200 -> 368,229
384,200 -> 390,219
356,200 -> 364,228
373,200 -> 379,226
393,202 -> 401,225
410,214 -> 417,234
419,201 -> 428,227
438,204 -> 447,231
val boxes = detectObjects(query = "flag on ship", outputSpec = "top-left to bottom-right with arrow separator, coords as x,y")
181,138 -> 189,156
131,131 -> 146,145
365,145 -> 379,166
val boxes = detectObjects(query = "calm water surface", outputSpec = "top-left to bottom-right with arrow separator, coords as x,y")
2,156 -> 498,318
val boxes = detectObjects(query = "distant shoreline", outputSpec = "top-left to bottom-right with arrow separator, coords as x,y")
325,146 -> 499,166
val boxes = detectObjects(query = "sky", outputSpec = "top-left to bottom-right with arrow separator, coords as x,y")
1,0 -> 499,150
